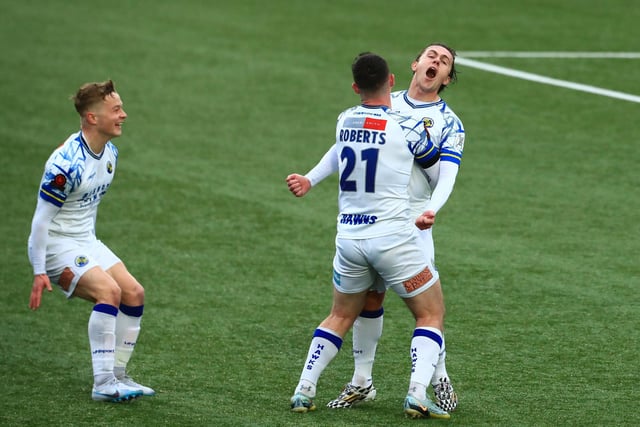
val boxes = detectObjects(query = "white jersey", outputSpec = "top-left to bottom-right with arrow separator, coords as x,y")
335,105 -> 438,239
391,90 -> 465,215
35,131 -> 118,239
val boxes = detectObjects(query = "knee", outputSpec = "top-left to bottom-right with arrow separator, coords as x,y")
121,283 -> 145,306
97,282 -> 122,306
363,291 -> 385,311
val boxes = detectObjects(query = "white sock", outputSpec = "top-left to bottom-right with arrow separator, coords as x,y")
351,309 -> 383,387
431,334 -> 450,385
295,327 -> 342,397
114,304 -> 143,378
88,304 -> 118,386
408,327 -> 442,400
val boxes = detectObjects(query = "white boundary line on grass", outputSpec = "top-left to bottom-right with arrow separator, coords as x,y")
455,53 -> 640,104
458,51 -> 640,59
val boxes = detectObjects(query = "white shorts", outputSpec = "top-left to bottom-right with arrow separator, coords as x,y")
333,228 -> 439,298
46,236 -> 121,298
369,227 -> 437,293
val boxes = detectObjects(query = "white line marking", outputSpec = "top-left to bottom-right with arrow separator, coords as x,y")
459,51 -> 640,59
456,57 -> 640,104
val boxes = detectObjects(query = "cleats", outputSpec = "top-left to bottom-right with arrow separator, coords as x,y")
117,374 -> 156,396
326,383 -> 377,408
91,378 -> 143,402
433,377 -> 457,412
403,395 -> 450,419
290,393 -> 316,413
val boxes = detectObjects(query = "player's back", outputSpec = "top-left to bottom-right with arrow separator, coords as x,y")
335,105 -> 415,239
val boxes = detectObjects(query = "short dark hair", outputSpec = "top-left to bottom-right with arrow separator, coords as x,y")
351,52 -> 389,93
415,43 -> 458,93
71,80 -> 116,115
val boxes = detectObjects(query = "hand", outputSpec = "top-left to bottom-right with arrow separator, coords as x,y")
415,210 -> 436,230
29,274 -> 52,310
286,174 -> 311,197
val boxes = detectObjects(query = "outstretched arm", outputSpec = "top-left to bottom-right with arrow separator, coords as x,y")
305,144 -> 339,186
285,145 -> 339,197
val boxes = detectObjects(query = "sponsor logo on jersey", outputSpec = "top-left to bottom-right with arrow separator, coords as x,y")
344,117 -> 387,130
75,255 -> 89,267
106,161 -> 113,174
363,117 -> 387,130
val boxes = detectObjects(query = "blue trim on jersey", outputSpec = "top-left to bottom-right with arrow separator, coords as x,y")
93,303 -> 119,317
313,328 -> 343,350
360,104 -> 389,112
440,148 -> 462,165
119,304 -> 144,317
415,143 -> 440,168
39,186 -> 66,207
413,328 -> 443,348
401,92 -> 445,109
359,307 -> 384,318
77,132 -> 107,160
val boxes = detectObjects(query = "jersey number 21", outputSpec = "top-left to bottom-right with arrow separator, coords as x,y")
340,147 -> 379,193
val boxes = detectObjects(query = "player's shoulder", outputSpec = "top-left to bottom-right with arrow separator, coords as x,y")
46,131 -> 88,171
440,100 -> 464,129
48,131 -> 82,158
441,99 -> 461,117
337,104 -> 360,122
105,140 -> 118,157
386,108 -> 412,125
390,90 -> 409,108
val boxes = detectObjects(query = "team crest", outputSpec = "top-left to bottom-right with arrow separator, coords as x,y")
106,161 -> 113,174
75,255 -> 89,267
422,118 -> 434,141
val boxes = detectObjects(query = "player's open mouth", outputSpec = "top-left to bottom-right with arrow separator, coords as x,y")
426,67 -> 437,78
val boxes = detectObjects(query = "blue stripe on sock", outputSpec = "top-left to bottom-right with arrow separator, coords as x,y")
93,303 -> 118,316
313,328 -> 343,350
359,307 -> 384,318
413,328 -> 443,348
119,303 -> 144,317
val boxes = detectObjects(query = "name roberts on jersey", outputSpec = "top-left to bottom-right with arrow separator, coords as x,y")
338,116 -> 388,145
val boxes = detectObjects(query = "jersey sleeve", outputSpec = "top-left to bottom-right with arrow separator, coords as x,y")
439,115 -> 465,165
39,150 -> 76,207
412,136 -> 440,169
305,144 -> 339,186
28,197 -> 61,275
424,161 -> 459,214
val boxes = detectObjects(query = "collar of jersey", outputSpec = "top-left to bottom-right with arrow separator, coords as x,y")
77,132 -> 105,160
360,104 -> 389,111
402,91 -> 444,109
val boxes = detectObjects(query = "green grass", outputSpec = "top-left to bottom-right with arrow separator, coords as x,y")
2,0 -> 639,425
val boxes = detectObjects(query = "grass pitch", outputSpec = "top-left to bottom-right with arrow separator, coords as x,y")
1,0 -> 639,425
